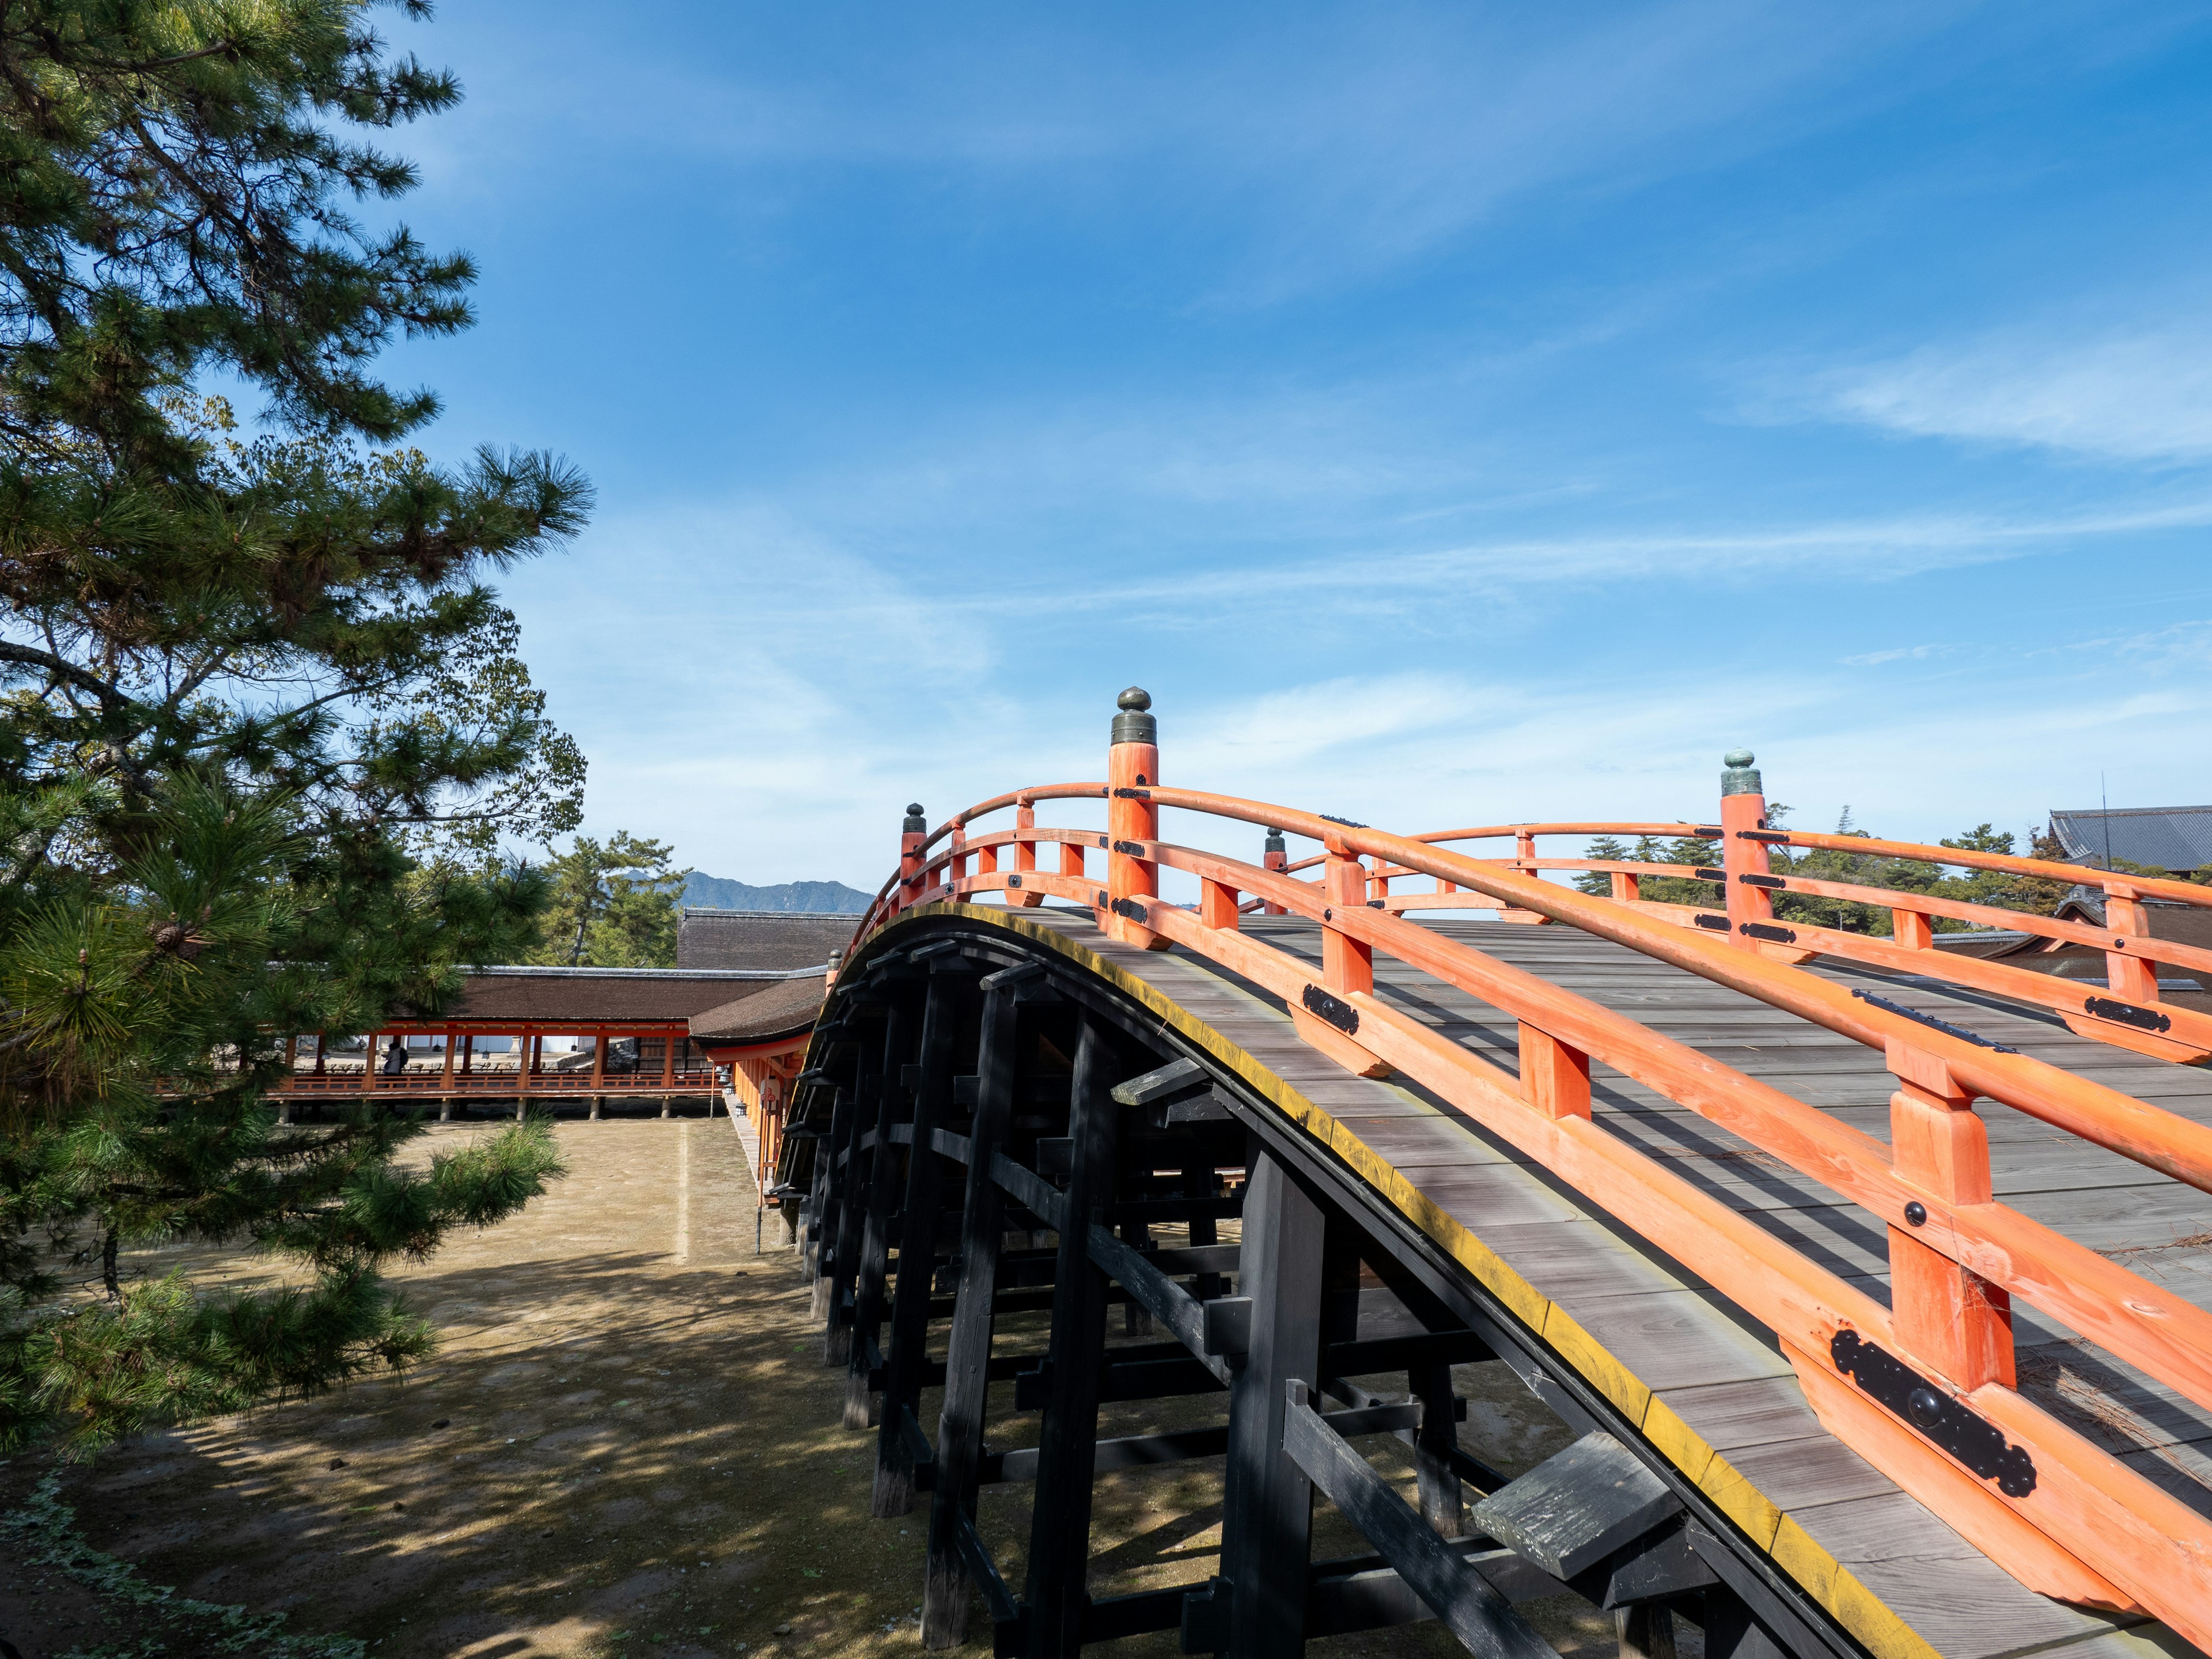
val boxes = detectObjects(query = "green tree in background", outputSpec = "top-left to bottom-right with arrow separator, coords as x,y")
0,0 -> 588,1453
1578,812 -> 2080,933
533,833 -> 688,968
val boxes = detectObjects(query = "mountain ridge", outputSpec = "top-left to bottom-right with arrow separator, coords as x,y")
680,873 -> 873,913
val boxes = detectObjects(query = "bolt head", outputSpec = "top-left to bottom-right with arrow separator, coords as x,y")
1904,1200 -> 1927,1226
1724,748 -> 1755,768
1117,686 -> 1152,712
1906,1385 -> 1945,1429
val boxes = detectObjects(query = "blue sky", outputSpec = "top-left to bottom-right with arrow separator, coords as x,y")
370,2 -> 2212,887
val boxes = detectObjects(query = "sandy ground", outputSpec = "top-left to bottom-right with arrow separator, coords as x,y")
0,1119 -> 1634,1658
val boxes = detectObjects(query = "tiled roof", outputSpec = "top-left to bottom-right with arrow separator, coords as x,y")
676,910 -> 855,972
690,975 -> 828,1044
400,967 -> 808,1026
2050,805 -> 2212,873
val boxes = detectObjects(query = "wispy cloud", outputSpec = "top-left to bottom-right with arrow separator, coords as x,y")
1805,321 -> 2212,463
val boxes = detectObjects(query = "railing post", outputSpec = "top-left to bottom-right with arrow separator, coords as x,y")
1609,871 -> 1640,903
1886,1039 -> 2012,1391
1262,828 -> 1288,915
1010,798 -> 1044,908
1517,1022 -> 1592,1121
1893,908 -> 1933,951
1200,874 -> 1241,930
1105,686 -> 1164,950
2103,882 -> 2159,1004
899,803 -> 927,912
1719,748 -> 1776,948
973,823 -> 995,893
1322,839 -> 1373,1001
1368,857 -> 1389,904
948,822 -> 968,897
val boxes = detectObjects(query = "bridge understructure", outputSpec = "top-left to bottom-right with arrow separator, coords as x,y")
774,693 -> 2212,1659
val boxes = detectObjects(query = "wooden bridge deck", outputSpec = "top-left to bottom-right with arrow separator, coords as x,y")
1025,906 -> 2212,1659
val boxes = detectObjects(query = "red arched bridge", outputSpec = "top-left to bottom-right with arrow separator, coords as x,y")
775,689 -> 2212,1659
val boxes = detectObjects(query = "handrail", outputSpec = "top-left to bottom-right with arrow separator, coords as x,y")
835,712 -> 2212,1639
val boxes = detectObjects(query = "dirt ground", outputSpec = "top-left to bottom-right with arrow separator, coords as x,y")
0,1118 -> 1636,1658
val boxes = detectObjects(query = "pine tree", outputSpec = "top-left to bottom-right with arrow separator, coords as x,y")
531,832 -> 687,968
0,0 -> 588,1453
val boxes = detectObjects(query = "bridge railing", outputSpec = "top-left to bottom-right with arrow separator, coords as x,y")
844,691 -> 2212,1643
1278,801 -> 2212,1065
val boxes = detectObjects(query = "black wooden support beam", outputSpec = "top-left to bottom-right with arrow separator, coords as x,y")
1218,1147 -> 1325,1659
1281,1381 -> 1554,1659
1469,1430 -> 1680,1582
922,961 -> 1040,1647
845,994 -> 913,1426
1020,1013 -> 1116,1659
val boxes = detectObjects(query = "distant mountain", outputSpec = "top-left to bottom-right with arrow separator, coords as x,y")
681,873 -> 874,913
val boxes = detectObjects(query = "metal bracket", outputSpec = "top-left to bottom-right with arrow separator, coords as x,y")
1301,983 -> 1360,1035
1740,922 -> 1798,944
2084,994 -> 2171,1034
1830,1330 -> 2035,1497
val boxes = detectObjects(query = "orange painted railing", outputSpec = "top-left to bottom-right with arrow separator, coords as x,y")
840,694 -> 2212,1644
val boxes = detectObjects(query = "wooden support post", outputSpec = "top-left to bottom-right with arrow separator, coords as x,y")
1062,838 -> 1086,885
1021,1012 -> 1118,1659
1010,800 -> 1045,908
849,997 -> 915,1426
1514,829 -> 1536,870
517,1029 -> 535,1122
1718,749 -> 1775,949
877,963 -> 969,1517
1368,857 -> 1389,904
313,1031 -> 326,1076
1411,1363 -> 1465,1537
1618,1603 -> 1679,1659
948,823 -> 968,894
1321,841 -> 1373,1000
1262,828 -> 1288,915
2104,882 -> 2160,1004
589,1025 -> 607,1120
459,1033 -> 471,1075
1887,1039 -> 2012,1389
1199,876 -> 1240,931
278,1033 -> 296,1124
824,1039 -> 883,1351
1893,908 -> 1933,952
924,967 -> 1034,1649
438,1028 -> 456,1122
1105,687 -> 1164,950
1185,1160 -> 1222,1300
900,804 -> 928,912
1517,1022 -> 1592,1122
1219,1146 -> 1325,1659
1609,871 -> 1640,903
660,1029 -> 677,1117
1293,839 -> 1392,1077
975,828 -> 997,893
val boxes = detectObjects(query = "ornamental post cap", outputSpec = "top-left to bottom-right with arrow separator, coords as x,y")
1723,748 -> 1755,768
1110,686 -> 1157,744
906,802 -> 925,817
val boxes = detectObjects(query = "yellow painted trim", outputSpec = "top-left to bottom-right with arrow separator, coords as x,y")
841,904 -> 1942,1659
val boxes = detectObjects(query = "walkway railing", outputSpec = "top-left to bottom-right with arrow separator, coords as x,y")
839,690 -> 2212,1645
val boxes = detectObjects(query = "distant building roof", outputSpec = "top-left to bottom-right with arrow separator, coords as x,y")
399,966 -> 809,1027
676,909 -> 854,972
690,975 -> 828,1046
2050,805 -> 2212,874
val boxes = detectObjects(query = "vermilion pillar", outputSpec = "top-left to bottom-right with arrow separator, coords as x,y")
1105,687 -> 1165,949
1719,748 -> 1775,949
1262,828 -> 1288,915
899,803 -> 927,911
